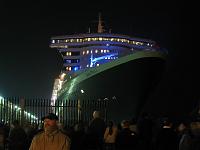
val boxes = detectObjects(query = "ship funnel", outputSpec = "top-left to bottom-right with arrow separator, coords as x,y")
97,13 -> 105,33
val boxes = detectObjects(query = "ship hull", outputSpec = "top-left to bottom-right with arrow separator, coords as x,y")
59,51 -> 166,122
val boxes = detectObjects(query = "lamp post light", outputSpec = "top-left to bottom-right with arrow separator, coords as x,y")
78,89 -> 85,122
80,89 -> 84,94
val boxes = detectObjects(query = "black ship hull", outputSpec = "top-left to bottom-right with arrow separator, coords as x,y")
59,51 -> 166,122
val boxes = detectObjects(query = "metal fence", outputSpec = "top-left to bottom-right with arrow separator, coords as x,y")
0,97 -> 111,127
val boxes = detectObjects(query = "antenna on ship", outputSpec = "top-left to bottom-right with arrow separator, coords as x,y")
97,12 -> 105,33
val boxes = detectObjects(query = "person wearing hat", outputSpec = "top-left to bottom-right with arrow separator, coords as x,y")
29,113 -> 70,150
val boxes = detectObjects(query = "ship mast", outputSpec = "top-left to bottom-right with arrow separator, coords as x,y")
97,13 -> 104,33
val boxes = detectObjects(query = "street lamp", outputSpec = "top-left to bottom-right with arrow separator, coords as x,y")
78,89 -> 85,121
80,89 -> 85,94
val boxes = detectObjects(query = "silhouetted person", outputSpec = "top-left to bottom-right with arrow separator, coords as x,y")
177,121 -> 191,150
154,118 -> 178,150
187,120 -> 200,150
0,123 -> 5,150
104,120 -> 118,150
86,110 -> 106,150
137,112 -> 153,150
70,122 -> 86,150
7,120 -> 28,150
116,120 -> 138,150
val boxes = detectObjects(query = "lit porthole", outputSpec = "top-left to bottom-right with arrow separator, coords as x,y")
106,43 -> 110,46
104,50 -> 107,53
101,50 -> 103,53
95,50 -> 98,53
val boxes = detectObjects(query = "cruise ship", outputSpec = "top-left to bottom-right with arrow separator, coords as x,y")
50,15 -> 167,121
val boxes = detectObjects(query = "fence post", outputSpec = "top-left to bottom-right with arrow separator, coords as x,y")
19,98 -> 25,126
78,99 -> 82,122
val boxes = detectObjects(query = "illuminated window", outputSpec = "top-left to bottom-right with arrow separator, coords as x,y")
72,66 -> 79,71
67,52 -> 71,56
95,50 -> 98,53
101,50 -> 103,53
87,50 -> 89,54
65,59 -> 71,63
97,64 -> 100,66
52,40 -> 55,43
83,51 -> 85,55
104,50 -> 107,53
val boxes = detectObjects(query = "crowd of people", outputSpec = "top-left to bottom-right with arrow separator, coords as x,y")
0,110 -> 200,150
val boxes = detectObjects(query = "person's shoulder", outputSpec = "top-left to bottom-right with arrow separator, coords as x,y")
58,130 -> 70,137
33,130 -> 44,139
58,131 -> 71,143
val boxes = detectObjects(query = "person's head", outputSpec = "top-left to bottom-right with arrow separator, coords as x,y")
162,117 -> 173,127
177,122 -> 188,132
121,120 -> 130,129
11,120 -> 20,128
93,110 -> 101,119
108,121 -> 114,128
42,113 -> 58,132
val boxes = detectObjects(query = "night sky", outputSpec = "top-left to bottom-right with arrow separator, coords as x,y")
0,1 -> 196,117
